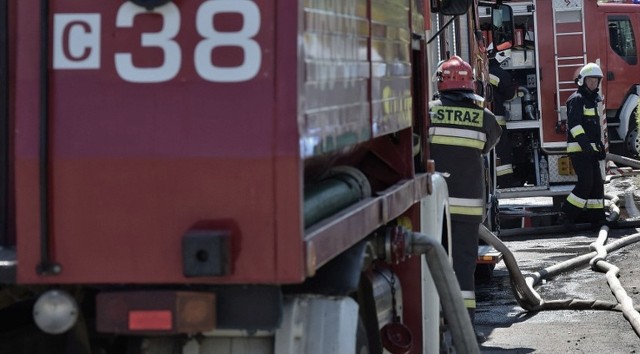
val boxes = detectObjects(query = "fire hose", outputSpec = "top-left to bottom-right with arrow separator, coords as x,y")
607,152 -> 640,170
407,232 -> 481,354
478,189 -> 640,336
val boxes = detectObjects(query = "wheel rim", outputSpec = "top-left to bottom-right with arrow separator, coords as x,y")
626,126 -> 640,158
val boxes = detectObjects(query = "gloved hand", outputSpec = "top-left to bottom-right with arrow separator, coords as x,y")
596,141 -> 607,160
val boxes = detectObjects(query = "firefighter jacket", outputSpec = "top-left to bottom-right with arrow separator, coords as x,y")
490,59 -> 519,184
566,86 -> 603,156
428,92 -> 502,223
489,60 -> 517,125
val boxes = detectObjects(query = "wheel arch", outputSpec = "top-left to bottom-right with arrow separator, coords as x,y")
616,86 -> 640,143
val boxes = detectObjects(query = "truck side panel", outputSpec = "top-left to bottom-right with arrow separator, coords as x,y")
594,6 -> 640,110
15,0 -> 305,284
536,0 -> 586,145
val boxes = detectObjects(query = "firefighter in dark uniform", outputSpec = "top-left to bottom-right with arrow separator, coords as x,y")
561,62 -> 607,228
429,56 -> 502,342
489,48 -> 520,187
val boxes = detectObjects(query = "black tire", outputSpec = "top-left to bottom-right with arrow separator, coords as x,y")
624,108 -> 640,158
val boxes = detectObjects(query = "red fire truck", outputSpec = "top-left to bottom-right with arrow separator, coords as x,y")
0,0 -> 487,353
480,0 -> 640,205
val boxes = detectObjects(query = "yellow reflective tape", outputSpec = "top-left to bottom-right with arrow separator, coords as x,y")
566,142 -> 599,153
450,197 -> 484,207
566,193 -> 587,208
450,205 -> 484,216
489,74 -> 500,86
566,142 -> 582,152
464,299 -> 477,309
496,164 -> 514,176
430,126 -> 487,141
431,136 -> 485,149
583,107 -> 596,116
570,125 -> 585,138
586,199 -> 604,209
495,115 -> 506,126
431,106 -> 484,128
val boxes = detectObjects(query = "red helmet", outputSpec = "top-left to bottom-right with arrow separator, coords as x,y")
436,56 -> 475,92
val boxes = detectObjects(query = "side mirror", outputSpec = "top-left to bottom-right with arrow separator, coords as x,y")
432,0 -> 471,16
491,4 -> 514,50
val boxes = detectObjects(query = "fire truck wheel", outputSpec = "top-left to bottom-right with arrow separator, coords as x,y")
624,110 -> 640,158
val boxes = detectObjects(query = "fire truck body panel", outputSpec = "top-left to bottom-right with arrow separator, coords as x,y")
595,4 -> 640,112
11,0 -> 425,285
14,0 -> 308,284
535,0 -> 586,147
12,0 -> 435,285
1,0 -> 472,352
536,1 -> 640,147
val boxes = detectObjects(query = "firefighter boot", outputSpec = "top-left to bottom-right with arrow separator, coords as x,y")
586,209 -> 606,230
555,211 -> 577,231
468,309 -> 487,344
559,202 -> 580,231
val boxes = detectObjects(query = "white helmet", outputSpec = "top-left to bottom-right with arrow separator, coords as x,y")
494,49 -> 511,64
575,62 -> 603,86
487,42 -> 511,64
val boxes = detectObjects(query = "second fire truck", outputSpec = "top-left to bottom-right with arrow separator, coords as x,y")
480,0 -> 640,206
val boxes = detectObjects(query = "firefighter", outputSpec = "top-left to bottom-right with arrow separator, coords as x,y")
488,46 -> 521,188
428,56 -> 502,342
561,62 -> 607,229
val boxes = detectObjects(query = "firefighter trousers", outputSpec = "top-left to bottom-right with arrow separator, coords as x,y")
562,153 -> 605,224
451,220 -> 479,322
496,127 -> 520,187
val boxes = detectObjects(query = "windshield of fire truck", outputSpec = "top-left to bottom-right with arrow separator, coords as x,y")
608,16 -> 637,65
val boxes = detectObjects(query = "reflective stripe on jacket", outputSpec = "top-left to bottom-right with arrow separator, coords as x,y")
566,87 -> 602,155
428,93 -> 502,223
429,126 -> 487,150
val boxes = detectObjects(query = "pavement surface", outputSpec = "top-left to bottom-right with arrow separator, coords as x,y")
474,177 -> 640,354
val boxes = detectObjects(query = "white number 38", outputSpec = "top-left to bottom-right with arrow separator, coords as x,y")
115,0 -> 261,83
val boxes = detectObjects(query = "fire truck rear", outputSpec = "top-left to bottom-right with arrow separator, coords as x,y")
480,0 -> 640,206
0,0 -> 482,353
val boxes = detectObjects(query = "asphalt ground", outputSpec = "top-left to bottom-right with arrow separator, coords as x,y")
475,198 -> 640,353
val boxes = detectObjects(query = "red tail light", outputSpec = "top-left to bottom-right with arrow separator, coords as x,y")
97,291 -> 216,334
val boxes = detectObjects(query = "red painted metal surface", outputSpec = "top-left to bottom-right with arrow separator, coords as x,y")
595,4 -> 640,110
8,0 -> 436,349
536,0 -> 571,145
537,1 -> 640,145
15,0 -> 303,284
13,0 -> 425,285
